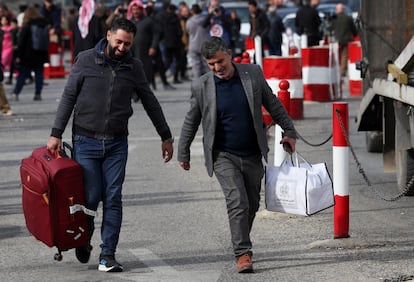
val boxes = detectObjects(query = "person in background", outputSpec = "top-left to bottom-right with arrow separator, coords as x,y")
73,0 -> 103,58
127,0 -> 161,95
0,4 -> 14,22
0,29 -> 12,115
46,18 -> 174,273
40,0 -> 62,45
5,18 -> 17,85
332,3 -> 357,78
65,7 -> 77,34
16,4 -> 27,28
178,4 -> 190,81
146,5 -> 175,91
186,3 -> 209,78
267,5 -> 285,56
177,36 -> 297,273
248,0 -> 270,55
295,0 -> 321,47
11,6 -> 49,101
1,15 -> 12,76
159,3 -> 183,84
228,10 -> 240,56
202,0 -> 232,47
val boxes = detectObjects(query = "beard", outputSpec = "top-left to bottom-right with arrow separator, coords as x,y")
107,43 -> 127,60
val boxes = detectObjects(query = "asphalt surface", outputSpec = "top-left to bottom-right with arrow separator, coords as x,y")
1,66 -> 414,282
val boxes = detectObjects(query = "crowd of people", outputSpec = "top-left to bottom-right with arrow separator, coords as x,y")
0,0 -> 357,116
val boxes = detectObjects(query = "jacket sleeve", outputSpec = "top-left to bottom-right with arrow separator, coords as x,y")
50,55 -> 84,138
177,81 -> 203,162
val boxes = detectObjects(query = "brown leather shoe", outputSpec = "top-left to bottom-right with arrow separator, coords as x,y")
236,253 -> 253,273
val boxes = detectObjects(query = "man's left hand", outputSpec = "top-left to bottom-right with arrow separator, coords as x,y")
280,136 -> 296,154
162,141 -> 174,162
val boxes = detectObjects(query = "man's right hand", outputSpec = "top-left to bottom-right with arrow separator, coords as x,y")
47,136 -> 62,154
179,161 -> 190,170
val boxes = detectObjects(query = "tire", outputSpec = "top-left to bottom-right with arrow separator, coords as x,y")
395,148 -> 414,196
365,131 -> 383,153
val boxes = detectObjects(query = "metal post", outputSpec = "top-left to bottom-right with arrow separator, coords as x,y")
333,102 -> 350,238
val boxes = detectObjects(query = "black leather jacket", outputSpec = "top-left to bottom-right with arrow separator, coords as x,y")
51,38 -> 172,141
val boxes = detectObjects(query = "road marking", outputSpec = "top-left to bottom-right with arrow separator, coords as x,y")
121,248 -> 220,282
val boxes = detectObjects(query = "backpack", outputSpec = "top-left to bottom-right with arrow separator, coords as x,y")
30,24 -> 49,51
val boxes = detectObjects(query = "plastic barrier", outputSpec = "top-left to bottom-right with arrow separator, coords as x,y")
244,36 -> 269,65
245,37 -> 255,64
263,56 -> 303,119
302,45 -> 340,101
347,41 -> 362,96
44,31 -> 72,79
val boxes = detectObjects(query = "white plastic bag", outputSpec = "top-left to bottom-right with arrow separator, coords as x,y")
265,152 -> 334,216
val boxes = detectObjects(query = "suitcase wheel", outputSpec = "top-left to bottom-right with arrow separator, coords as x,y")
54,252 -> 63,261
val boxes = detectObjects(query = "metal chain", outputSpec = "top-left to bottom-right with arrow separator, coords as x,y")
296,131 -> 332,147
335,108 -> 414,201
384,274 -> 414,282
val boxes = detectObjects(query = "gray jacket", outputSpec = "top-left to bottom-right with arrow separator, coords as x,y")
51,38 -> 172,141
178,63 -> 297,177
186,13 -> 209,53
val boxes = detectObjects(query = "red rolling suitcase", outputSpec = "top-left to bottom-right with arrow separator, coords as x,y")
20,144 -> 94,261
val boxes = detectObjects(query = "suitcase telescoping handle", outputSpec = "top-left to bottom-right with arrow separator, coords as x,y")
61,141 -> 74,159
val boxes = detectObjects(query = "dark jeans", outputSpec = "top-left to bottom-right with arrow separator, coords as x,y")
72,134 -> 128,256
213,151 -> 264,257
13,64 -> 44,96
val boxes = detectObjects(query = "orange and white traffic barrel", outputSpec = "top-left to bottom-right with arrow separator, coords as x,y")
263,56 -> 303,119
302,45 -> 340,101
347,41 -> 362,96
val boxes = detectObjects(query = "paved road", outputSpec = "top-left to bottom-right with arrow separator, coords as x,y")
1,72 -> 414,282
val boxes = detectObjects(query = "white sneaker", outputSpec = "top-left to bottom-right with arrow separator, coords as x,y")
3,110 -> 12,116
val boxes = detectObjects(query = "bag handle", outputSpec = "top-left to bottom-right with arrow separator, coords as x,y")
294,151 -> 312,168
279,151 -> 312,168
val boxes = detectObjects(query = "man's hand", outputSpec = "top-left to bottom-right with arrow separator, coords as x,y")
162,140 -> 174,162
280,136 -> 296,154
47,136 -> 62,154
179,161 -> 190,170
148,47 -> 156,56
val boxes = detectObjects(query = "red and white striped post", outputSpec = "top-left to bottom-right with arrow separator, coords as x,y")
332,102 -> 350,238
274,80 -> 291,166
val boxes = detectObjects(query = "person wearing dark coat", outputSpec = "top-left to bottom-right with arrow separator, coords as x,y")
295,0 -> 322,47
127,0 -> 161,90
73,0 -> 104,59
146,5 -> 175,90
158,3 -> 183,84
248,0 -> 270,49
332,3 -> 357,77
267,6 -> 285,56
12,6 -> 49,101
40,0 -> 62,44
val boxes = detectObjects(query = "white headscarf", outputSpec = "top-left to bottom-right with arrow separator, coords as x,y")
78,0 -> 95,39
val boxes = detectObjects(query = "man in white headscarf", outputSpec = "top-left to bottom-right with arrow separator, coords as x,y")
73,0 -> 104,58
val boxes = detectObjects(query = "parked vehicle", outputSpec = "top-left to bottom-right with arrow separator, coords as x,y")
356,0 -> 414,195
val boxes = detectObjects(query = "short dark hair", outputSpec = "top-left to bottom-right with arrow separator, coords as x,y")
200,36 -> 228,59
110,18 -> 137,36
191,3 -> 201,14
248,0 -> 257,7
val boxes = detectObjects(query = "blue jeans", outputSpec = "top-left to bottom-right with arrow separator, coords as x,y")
213,151 -> 264,257
72,134 -> 128,256
13,64 -> 44,96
